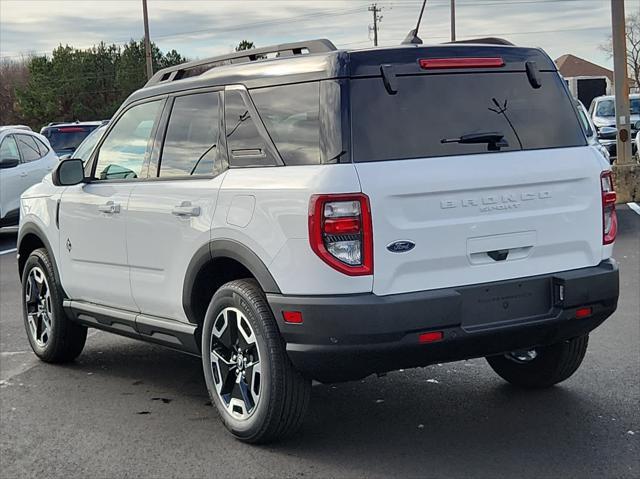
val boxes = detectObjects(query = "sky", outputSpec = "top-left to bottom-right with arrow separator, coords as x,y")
0,0 -> 638,68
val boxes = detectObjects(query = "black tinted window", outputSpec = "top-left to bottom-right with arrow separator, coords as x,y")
160,92 -> 222,177
350,72 -> 586,162
225,90 -> 277,167
251,83 -> 320,165
16,134 -> 42,162
45,126 -> 96,153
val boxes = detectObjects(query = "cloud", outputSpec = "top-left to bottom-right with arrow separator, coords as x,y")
0,0 -> 626,68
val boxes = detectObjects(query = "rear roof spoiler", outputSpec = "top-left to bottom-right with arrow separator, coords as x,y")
446,37 -> 514,46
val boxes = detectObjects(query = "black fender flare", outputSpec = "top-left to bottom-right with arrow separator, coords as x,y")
182,239 -> 281,324
17,222 -> 63,287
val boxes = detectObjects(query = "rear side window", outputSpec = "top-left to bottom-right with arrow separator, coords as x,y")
225,90 -> 278,167
0,135 -> 20,161
160,92 -> 223,177
15,134 -> 43,162
33,137 -> 50,156
251,83 -> 321,165
350,72 -> 586,162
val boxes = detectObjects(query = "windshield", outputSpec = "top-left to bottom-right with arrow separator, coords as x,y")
71,126 -> 106,161
594,98 -> 640,117
45,126 -> 98,152
350,72 -> 585,162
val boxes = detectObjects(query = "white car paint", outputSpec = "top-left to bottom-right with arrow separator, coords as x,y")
0,129 -> 58,225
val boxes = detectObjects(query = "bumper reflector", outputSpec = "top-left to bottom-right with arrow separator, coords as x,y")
575,307 -> 592,319
419,331 -> 444,343
283,311 -> 303,324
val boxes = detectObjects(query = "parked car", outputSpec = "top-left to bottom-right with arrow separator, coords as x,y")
576,100 -> 610,162
0,128 -> 58,227
58,123 -> 109,162
39,121 -> 103,156
589,93 -> 639,158
17,39 -> 619,443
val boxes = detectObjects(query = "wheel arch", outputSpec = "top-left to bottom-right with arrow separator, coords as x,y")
17,223 -> 61,286
182,239 -> 281,325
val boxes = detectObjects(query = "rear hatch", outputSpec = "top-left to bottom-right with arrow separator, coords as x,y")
348,45 -> 605,296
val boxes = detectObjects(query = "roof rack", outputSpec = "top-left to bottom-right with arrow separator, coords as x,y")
446,37 -> 514,46
146,39 -> 337,87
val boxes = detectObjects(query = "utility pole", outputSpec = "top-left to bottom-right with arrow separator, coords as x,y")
368,4 -> 382,47
142,0 -> 153,80
610,0 -> 638,203
450,0 -> 456,42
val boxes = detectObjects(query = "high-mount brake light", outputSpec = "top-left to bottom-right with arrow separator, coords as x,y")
600,171 -> 617,245
57,127 -> 86,133
419,57 -> 505,69
309,194 -> 373,276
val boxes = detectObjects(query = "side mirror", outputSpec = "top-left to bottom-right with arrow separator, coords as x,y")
0,157 -> 20,169
635,120 -> 640,130
52,158 -> 85,186
597,126 -> 617,140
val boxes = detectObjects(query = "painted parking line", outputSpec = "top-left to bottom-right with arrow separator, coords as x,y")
627,202 -> 640,215
0,248 -> 17,256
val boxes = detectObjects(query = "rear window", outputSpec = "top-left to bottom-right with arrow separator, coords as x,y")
350,72 -> 586,162
45,126 -> 97,152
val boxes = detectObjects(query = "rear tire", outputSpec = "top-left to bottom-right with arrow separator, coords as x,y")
21,248 -> 87,363
486,335 -> 589,389
201,279 -> 311,443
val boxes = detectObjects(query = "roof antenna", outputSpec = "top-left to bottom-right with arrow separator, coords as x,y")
402,0 -> 427,45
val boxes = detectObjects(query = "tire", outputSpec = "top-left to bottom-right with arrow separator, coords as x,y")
486,335 -> 589,389
201,279 -> 311,443
21,248 -> 87,362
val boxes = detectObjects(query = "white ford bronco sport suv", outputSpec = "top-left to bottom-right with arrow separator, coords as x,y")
17,39 -> 619,443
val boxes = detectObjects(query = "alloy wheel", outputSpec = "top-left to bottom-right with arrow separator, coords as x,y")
209,307 -> 262,420
25,266 -> 53,347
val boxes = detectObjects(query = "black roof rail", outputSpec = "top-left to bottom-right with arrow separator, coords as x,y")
146,38 -> 337,87
445,37 -> 514,46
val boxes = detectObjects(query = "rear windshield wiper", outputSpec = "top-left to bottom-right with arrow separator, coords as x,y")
441,132 -> 509,151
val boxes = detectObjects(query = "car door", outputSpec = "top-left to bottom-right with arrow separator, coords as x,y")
0,134 -> 30,222
58,99 -> 165,310
127,90 -> 227,321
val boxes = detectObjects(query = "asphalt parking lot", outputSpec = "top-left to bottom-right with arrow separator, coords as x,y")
0,208 -> 638,478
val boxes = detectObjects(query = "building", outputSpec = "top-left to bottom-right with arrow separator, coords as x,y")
555,54 -> 613,109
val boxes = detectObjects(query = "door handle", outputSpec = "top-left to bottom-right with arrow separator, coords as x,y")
97,201 -> 121,214
172,201 -> 200,217
20,172 -> 28,177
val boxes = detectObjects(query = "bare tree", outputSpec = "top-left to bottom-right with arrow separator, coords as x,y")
600,12 -> 640,89
0,57 -> 31,125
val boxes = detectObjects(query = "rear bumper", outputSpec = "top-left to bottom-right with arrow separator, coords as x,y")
267,260 -> 619,382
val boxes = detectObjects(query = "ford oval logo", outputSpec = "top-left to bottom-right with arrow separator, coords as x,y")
386,240 -> 415,253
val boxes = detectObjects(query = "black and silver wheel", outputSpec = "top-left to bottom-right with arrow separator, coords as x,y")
486,335 -> 589,389
201,279 -> 311,443
209,306 -> 263,420
22,248 -> 87,362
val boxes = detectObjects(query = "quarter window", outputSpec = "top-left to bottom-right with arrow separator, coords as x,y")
225,90 -> 278,167
94,100 -> 163,180
16,134 -> 43,162
251,82 -> 321,166
160,92 -> 223,177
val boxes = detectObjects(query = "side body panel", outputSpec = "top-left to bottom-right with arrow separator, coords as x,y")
216,164 -> 371,295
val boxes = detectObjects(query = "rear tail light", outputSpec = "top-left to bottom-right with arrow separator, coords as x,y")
309,193 -> 373,275
601,171 -> 617,245
419,57 -> 504,69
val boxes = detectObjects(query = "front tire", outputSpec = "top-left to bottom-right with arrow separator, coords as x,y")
486,335 -> 589,389
21,248 -> 87,362
201,279 -> 311,443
